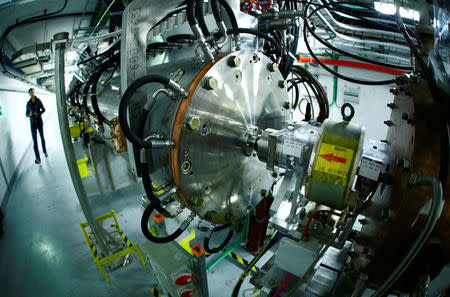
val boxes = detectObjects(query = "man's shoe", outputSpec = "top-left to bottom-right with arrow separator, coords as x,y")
44,153 -> 48,158
35,160 -> 41,164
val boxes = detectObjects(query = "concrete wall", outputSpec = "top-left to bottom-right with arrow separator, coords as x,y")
0,73 -> 55,210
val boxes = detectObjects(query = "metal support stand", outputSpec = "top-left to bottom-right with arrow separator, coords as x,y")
53,32 -> 110,256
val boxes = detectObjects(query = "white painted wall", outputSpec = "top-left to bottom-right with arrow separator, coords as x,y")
0,73 -> 55,206
291,62 -> 396,141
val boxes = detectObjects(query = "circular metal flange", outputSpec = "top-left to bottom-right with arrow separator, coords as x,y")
171,50 -> 288,224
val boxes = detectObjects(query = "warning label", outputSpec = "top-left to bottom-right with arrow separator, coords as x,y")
315,143 -> 354,178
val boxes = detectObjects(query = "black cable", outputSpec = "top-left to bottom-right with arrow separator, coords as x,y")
77,41 -> 120,66
186,0 -> 197,27
204,226 -> 234,254
136,92 -> 186,243
302,82 -> 315,118
211,0 -> 222,24
218,0 -> 238,30
135,90 -> 172,218
303,23 -> 396,86
196,0 -> 210,37
82,80 -> 94,115
102,61 -> 119,87
118,74 -> 171,149
227,28 -> 281,57
231,232 -> 281,297
305,4 -> 413,71
211,223 -> 231,232
292,65 -> 328,121
141,199 -> 185,244
166,34 -> 195,43
90,54 -> 120,126
304,101 -> 312,121
140,161 -> 172,218
395,11 -> 436,98
288,79 -> 300,110
150,5 -> 187,32
21,0 -> 68,23
322,0 -> 416,36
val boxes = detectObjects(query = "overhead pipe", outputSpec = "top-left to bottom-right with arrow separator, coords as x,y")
298,56 -> 407,76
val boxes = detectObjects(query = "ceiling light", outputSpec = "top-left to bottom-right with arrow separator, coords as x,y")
374,2 -> 420,20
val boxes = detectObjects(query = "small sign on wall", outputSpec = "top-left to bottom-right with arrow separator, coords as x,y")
343,85 -> 360,104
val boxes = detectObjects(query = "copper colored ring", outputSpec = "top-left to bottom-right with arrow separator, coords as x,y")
170,53 -> 231,210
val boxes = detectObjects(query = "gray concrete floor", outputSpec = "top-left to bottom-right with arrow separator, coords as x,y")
0,119 -> 158,297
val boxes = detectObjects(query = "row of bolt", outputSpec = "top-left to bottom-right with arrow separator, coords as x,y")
203,55 -> 282,90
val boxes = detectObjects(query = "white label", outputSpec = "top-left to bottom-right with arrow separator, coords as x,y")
359,157 -> 383,181
283,139 -> 303,158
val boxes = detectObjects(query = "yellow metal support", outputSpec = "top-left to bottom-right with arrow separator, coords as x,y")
177,228 -> 196,255
229,252 -> 257,272
150,288 -> 164,297
77,154 -> 92,178
79,209 -> 146,282
70,121 -> 94,138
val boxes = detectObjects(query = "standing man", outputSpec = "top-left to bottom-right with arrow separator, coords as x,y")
26,88 -> 47,164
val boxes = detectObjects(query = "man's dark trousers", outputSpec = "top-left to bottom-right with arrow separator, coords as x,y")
31,117 -> 47,161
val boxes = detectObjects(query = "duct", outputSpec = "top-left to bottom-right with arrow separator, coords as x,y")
314,31 -> 412,65
328,10 -> 410,41
308,3 -> 412,56
11,42 -> 51,75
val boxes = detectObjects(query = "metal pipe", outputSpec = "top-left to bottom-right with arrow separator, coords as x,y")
72,30 -> 121,44
371,173 -> 444,297
323,8 -> 407,41
308,1 -> 411,55
90,0 -> 118,36
53,32 -> 110,254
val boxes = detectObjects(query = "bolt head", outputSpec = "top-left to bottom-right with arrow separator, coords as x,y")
401,112 -> 414,124
387,103 -> 396,109
358,218 -> 368,225
228,56 -> 241,67
187,117 -> 201,131
267,63 -> 278,72
390,87 -> 399,95
395,159 -> 411,171
204,77 -> 218,90
278,80 -> 287,88
181,160 -> 191,172
380,209 -> 390,218
282,101 -> 291,109
191,196 -> 203,207
299,207 -> 306,217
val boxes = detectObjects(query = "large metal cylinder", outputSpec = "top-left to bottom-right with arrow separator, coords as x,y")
141,50 -> 289,223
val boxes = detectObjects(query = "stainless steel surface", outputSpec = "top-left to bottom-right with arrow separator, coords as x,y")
121,0 -> 185,175
53,33 -> 110,258
95,75 -> 121,121
145,59 -> 204,187
177,50 -> 288,224
275,237 -> 321,277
